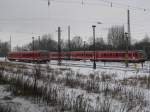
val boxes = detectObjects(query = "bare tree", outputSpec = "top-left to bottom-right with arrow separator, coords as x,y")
107,25 -> 126,50
0,42 -> 9,57
70,36 -> 83,51
88,37 -> 106,51
18,34 -> 58,51
133,34 -> 150,59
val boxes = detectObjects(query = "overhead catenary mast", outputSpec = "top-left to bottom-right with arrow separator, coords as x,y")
10,35 -> 11,52
127,9 -> 131,48
68,25 -> 71,60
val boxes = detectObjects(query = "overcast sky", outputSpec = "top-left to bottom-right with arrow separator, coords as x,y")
0,0 -> 150,48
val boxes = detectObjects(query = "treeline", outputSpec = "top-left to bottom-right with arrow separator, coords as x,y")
7,25 -> 150,59
14,25 -> 150,59
0,41 -> 9,57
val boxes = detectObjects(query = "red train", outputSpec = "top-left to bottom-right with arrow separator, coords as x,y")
7,51 -> 49,63
7,50 -> 146,63
49,50 -> 146,63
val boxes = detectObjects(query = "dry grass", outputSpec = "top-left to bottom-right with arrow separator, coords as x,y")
0,62 -> 149,112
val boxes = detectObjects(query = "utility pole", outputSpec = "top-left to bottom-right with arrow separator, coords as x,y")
92,25 -> 96,69
57,27 -> 62,65
38,36 -> 41,50
68,25 -> 71,60
127,9 -> 131,49
84,41 -> 86,62
32,37 -> 35,51
32,36 -> 35,63
125,32 -> 129,67
10,35 -> 11,52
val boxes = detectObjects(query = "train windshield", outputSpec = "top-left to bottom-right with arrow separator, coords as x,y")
40,51 -> 49,58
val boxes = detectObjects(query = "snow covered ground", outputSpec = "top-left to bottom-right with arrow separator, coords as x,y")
0,85 -> 53,112
0,58 -> 150,112
48,60 -> 150,79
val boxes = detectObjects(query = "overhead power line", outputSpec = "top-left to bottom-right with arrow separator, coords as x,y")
47,0 -> 150,12
98,0 -> 149,11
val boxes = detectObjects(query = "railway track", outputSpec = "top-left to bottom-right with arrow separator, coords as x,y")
49,61 -> 150,73
0,60 -> 150,73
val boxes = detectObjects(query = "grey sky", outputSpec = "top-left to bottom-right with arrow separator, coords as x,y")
0,0 -> 150,47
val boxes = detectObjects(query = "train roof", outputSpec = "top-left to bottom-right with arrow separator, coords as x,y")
8,50 -> 48,54
49,50 -> 144,53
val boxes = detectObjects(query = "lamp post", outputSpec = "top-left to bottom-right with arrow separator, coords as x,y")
92,25 -> 96,69
57,27 -> 62,66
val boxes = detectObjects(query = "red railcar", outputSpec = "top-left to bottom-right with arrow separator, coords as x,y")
8,51 -> 49,63
49,50 -> 146,63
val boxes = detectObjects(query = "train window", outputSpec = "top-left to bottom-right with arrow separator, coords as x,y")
96,53 -> 98,57
86,54 -> 92,57
123,53 -> 125,57
120,53 -> 123,57
129,54 -> 131,57
65,53 -> 67,56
